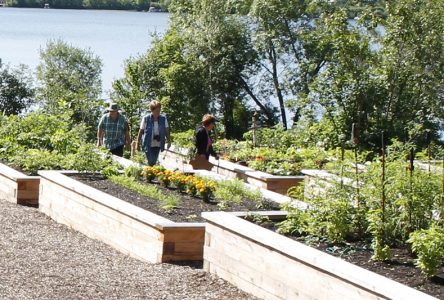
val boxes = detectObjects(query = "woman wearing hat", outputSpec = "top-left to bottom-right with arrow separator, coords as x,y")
97,102 -> 131,157
195,114 -> 219,161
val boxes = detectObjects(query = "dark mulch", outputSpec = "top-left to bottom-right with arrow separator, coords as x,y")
254,220 -> 444,299
69,173 -> 280,223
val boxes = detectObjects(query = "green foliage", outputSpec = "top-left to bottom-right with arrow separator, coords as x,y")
102,165 -> 121,178
0,110 -> 96,174
109,175 -> 180,212
113,30 -> 209,133
362,141 -> 441,248
0,61 -> 34,115
244,213 -> 271,226
36,39 -> 103,140
170,129 -> 195,159
213,178 -> 261,209
10,149 -> 63,174
63,144 -> 110,173
280,140 -> 442,267
408,224 -> 444,277
279,187 -> 309,236
6,0 -> 149,10
124,165 -> 143,179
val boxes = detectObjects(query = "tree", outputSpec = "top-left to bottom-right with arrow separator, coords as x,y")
112,59 -> 150,140
113,30 -> 209,133
0,60 -> 34,115
166,0 -> 262,138
245,0 -> 310,130
376,0 -> 444,146
36,39 -> 103,140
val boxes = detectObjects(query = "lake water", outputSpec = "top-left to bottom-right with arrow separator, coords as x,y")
0,7 -> 169,98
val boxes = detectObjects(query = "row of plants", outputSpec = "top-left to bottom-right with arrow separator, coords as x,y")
171,128 -> 360,176
117,164 -> 265,211
277,140 -> 444,278
171,126 -> 444,177
0,110 -> 116,175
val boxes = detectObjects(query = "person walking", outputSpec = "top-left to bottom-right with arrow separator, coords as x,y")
136,100 -> 171,166
194,114 -> 219,161
97,102 -> 131,157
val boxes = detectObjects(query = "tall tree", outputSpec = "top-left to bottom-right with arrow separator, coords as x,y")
377,0 -> 444,145
113,30 -> 210,133
36,39 -> 103,139
167,0 -> 261,137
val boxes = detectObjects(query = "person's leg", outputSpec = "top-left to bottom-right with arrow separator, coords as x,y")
110,145 -> 124,157
145,147 -> 161,166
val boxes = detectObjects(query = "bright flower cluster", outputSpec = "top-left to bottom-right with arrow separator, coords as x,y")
140,165 -> 216,201
142,165 -> 165,182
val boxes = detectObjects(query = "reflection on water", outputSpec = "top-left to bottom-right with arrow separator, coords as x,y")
0,7 -> 169,97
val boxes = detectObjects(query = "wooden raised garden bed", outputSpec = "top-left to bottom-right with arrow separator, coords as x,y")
202,211 -> 437,300
0,162 -> 39,206
37,169 -> 289,263
160,147 -> 304,195
38,170 -> 205,263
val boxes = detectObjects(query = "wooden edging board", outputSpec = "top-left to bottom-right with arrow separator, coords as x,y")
201,211 -> 437,300
0,162 -> 39,206
37,170 -> 205,263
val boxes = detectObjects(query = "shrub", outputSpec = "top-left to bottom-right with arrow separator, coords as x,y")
408,224 -> 444,277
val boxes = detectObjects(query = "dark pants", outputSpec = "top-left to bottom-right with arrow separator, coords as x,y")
145,147 -> 161,166
110,145 -> 124,157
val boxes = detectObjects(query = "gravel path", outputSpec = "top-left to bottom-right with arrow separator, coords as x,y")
0,200 -> 257,300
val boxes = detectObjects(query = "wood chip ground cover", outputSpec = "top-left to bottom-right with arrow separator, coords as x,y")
0,199 -> 258,300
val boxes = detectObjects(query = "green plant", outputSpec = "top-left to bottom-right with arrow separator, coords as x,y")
170,130 -> 195,160
124,165 -> 143,179
10,149 -> 63,175
213,178 -> 262,209
408,224 -> 444,277
108,175 -> 181,213
102,165 -> 121,178
64,144 -> 108,173
244,213 -> 271,227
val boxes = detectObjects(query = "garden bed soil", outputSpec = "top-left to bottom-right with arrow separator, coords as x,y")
254,219 -> 444,299
69,174 -> 279,223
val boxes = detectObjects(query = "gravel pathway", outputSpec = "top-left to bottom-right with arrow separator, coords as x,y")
0,200 -> 257,300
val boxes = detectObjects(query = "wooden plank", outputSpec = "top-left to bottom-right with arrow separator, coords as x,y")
204,232 -> 384,300
205,260 -> 282,300
161,226 -> 205,242
202,212 -> 437,300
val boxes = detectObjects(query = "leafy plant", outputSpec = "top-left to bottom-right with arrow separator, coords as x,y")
214,178 -> 261,209
109,175 -> 180,213
408,224 -> 444,277
102,165 -> 121,178
124,165 -> 143,179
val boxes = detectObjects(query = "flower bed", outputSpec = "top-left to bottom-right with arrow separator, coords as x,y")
37,169 -> 286,263
0,162 -> 39,206
202,211 -> 438,300
160,146 -> 304,195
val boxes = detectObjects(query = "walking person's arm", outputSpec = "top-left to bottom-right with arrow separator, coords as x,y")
165,127 -> 171,149
97,128 -> 104,147
124,122 -> 131,150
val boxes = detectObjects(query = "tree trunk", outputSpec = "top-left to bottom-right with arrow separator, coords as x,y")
268,42 -> 287,130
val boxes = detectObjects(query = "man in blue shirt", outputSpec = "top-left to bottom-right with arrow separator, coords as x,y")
97,102 -> 131,157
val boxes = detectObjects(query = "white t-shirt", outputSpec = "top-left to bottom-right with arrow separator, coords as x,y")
140,115 -> 169,148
